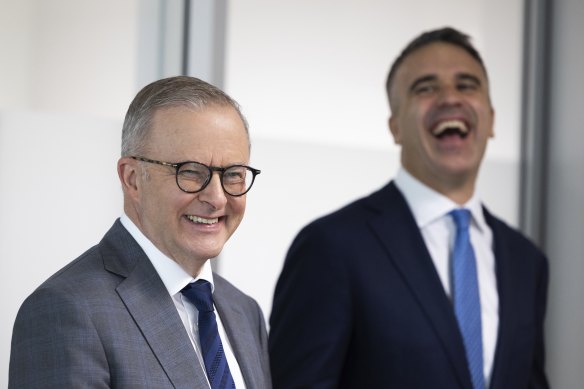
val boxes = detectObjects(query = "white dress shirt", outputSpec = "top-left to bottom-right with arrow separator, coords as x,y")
120,214 -> 246,389
394,168 -> 499,385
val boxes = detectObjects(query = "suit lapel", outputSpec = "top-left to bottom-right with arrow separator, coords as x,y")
101,221 -> 209,389
483,210 -> 513,389
366,183 -> 472,389
213,285 -> 263,389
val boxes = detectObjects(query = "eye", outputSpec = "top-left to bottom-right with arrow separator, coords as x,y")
457,81 -> 478,91
413,83 -> 437,95
179,170 -> 206,181
456,76 -> 481,92
223,167 -> 246,184
178,163 -> 209,182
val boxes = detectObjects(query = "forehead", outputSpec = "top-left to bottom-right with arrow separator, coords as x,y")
146,105 -> 249,159
395,42 -> 487,87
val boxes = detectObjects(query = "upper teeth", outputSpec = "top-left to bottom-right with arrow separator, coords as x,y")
187,215 -> 218,224
432,120 -> 469,136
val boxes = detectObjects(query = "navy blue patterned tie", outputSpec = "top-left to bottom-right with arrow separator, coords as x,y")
450,209 -> 485,389
181,280 -> 236,389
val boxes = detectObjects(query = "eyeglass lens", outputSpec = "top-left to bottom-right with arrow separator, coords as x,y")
176,162 -> 254,195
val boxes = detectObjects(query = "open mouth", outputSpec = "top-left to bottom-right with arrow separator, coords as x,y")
431,119 -> 470,139
186,215 -> 219,225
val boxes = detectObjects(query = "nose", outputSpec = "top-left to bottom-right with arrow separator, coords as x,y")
197,172 -> 228,209
437,84 -> 463,106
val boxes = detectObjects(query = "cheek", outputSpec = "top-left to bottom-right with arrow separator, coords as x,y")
476,111 -> 494,137
228,198 -> 246,222
156,192 -> 192,222
473,99 -> 493,120
403,105 -> 428,132
237,197 -> 247,215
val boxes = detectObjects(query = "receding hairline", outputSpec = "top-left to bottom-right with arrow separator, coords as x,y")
148,102 -> 250,138
121,76 -> 250,157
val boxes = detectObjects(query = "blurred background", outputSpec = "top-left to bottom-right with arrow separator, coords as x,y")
1,0 -> 582,387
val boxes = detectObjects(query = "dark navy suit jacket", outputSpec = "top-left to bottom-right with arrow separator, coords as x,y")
269,181 -> 548,389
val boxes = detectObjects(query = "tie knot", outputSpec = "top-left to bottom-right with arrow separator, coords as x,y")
181,279 -> 214,313
450,208 -> 472,230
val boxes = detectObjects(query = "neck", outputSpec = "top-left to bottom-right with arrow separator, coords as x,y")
439,186 -> 474,205
405,168 -> 476,205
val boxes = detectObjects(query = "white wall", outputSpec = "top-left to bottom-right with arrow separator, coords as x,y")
0,0 -> 34,110
0,0 -> 525,385
226,0 -> 523,162
0,0 -> 140,119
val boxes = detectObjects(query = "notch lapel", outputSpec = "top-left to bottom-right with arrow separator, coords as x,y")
483,209 -> 514,389
102,221 -> 209,389
213,288 -> 266,389
366,182 -> 473,389
116,261 -> 209,389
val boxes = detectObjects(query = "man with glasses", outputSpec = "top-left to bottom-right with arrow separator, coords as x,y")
270,27 -> 549,388
9,76 -> 271,389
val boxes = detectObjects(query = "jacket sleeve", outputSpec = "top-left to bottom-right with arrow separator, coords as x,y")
269,222 -> 352,389
9,285 -> 110,388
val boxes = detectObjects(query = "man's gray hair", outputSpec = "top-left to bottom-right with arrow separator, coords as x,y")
121,76 -> 249,156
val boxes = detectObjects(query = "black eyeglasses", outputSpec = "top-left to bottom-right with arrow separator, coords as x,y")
132,156 -> 261,196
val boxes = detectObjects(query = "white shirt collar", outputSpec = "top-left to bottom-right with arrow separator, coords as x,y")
394,167 -> 489,233
119,214 -> 215,295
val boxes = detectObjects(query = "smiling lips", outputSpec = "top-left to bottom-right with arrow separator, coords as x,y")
431,119 -> 470,138
186,215 -> 219,225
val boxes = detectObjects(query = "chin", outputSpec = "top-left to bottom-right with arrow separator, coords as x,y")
195,245 -> 225,261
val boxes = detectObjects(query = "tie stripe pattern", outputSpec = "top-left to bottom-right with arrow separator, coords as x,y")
450,209 -> 485,389
181,280 -> 236,389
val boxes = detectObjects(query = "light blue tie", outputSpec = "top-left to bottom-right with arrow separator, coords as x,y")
450,209 -> 485,389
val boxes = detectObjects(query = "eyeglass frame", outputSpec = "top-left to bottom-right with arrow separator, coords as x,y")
131,156 -> 261,197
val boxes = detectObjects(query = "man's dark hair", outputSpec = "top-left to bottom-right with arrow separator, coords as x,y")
385,27 -> 487,107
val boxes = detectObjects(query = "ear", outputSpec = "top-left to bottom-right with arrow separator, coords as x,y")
488,107 -> 496,138
117,157 -> 141,202
388,115 -> 402,144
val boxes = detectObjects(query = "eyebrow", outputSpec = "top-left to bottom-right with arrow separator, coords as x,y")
456,73 -> 482,86
408,72 -> 483,93
409,75 -> 437,93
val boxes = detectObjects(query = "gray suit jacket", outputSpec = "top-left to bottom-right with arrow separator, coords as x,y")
9,220 -> 272,389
